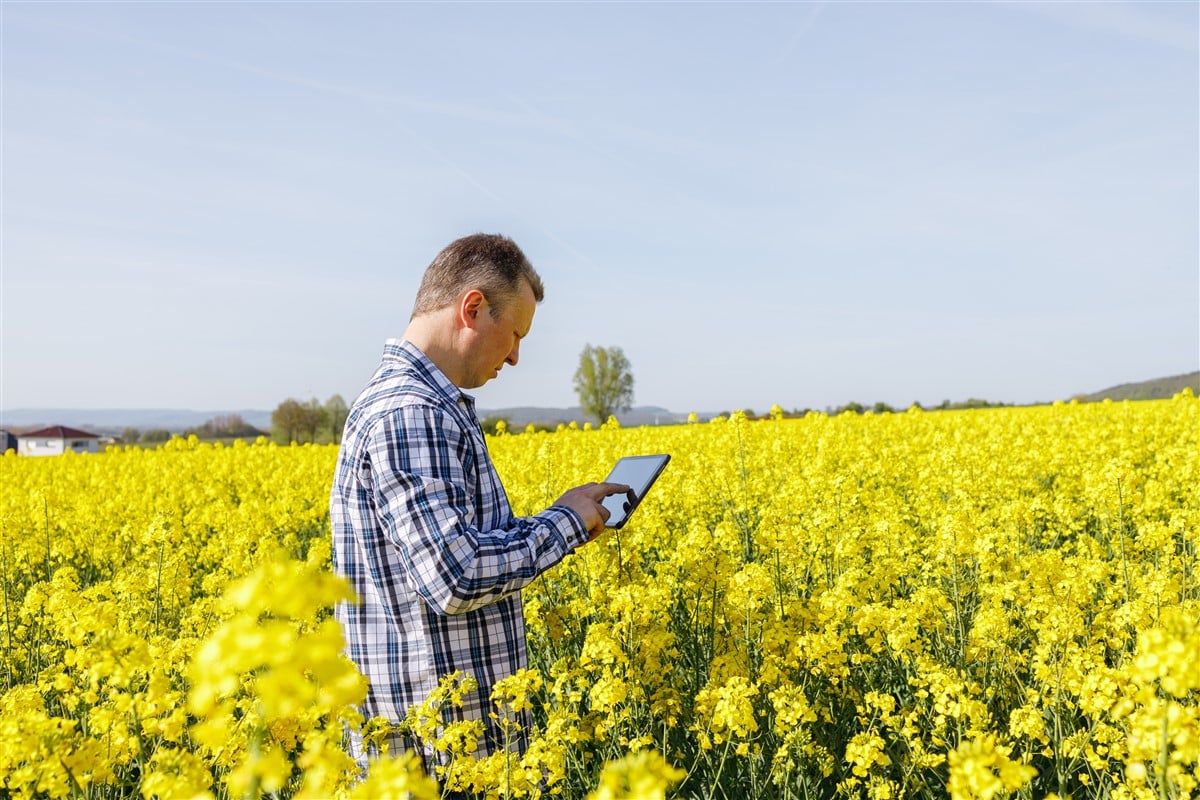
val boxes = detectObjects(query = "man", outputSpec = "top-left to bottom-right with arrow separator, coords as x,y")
330,233 -> 628,774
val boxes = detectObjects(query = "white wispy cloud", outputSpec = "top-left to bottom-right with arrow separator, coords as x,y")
1001,1 -> 1198,52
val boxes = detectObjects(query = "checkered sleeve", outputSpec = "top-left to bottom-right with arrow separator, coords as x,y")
366,403 -> 588,616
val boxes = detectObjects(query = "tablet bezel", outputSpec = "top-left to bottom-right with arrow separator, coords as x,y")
601,454 -> 671,529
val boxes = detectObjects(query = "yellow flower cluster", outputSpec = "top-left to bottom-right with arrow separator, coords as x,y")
586,750 -> 686,800
186,552 -> 368,799
0,437 -> 347,799
1,393 -> 1196,799
947,734 -> 1037,800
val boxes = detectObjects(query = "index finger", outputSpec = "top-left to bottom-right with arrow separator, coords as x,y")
590,482 -> 631,500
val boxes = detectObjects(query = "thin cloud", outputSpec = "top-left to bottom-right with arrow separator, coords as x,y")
769,0 -> 830,66
1001,1 -> 1198,52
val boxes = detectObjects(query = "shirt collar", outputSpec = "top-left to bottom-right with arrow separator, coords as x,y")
382,338 -> 476,409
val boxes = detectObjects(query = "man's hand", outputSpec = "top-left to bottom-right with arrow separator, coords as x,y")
554,482 -> 632,540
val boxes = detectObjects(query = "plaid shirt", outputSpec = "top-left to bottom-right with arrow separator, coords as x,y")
331,339 -> 588,769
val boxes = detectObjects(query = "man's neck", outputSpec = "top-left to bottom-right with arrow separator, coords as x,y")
403,312 -> 465,387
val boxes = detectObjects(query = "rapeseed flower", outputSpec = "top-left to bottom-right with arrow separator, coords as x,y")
586,750 -> 684,800
1,395 -> 1196,798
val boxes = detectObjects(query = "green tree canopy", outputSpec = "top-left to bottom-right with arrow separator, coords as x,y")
301,398 -> 329,443
325,394 -> 349,444
272,399 -> 307,443
187,414 -> 264,440
573,344 -> 635,426
139,429 -> 172,445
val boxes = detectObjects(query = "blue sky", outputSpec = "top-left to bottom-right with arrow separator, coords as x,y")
3,1 -> 1197,416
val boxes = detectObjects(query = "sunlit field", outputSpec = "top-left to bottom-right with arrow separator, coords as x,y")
2,394 -> 1197,799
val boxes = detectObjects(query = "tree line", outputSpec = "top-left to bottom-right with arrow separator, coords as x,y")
119,398 -> 350,447
270,396 -> 349,444
119,414 -> 267,446
117,344 -> 1021,447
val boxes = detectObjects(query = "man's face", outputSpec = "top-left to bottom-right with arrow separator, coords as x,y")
462,281 -> 537,389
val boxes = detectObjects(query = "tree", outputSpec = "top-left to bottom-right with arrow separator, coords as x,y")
187,414 -> 264,440
301,398 -> 329,443
325,394 -> 349,444
573,344 -> 635,426
139,429 -> 172,445
480,415 -> 509,436
272,398 -> 307,443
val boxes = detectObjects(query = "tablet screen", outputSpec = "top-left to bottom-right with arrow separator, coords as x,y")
601,454 -> 670,528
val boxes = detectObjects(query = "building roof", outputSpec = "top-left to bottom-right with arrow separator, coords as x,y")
18,425 -> 100,439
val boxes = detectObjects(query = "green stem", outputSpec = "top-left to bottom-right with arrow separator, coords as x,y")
246,720 -> 265,800
1159,698 -> 1170,800
2,537 -> 12,690
1115,478 -> 1132,604
704,737 -> 733,800
614,529 -> 625,580
1053,654 -> 1065,797
774,548 -> 786,621
43,496 -> 52,582
154,539 -> 165,637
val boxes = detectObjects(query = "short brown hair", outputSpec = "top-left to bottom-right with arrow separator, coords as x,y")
411,234 -> 544,319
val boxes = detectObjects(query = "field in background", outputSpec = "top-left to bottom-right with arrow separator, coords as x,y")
2,394 -> 1197,799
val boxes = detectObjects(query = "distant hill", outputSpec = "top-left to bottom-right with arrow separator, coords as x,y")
0,405 -> 684,435
6,374 -> 1195,436
1076,371 -> 1199,403
477,405 -> 685,427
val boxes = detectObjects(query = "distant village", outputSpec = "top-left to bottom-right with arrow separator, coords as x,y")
2,415 -> 269,455
1,425 -> 108,457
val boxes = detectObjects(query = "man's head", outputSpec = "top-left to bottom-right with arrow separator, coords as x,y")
405,234 -> 544,390
412,234 -> 544,321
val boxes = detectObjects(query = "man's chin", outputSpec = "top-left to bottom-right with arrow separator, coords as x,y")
461,374 -> 494,391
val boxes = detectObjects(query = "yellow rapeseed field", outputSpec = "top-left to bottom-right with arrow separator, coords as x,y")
1,394 -> 1197,799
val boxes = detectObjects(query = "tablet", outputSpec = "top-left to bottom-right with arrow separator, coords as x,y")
601,454 -> 671,529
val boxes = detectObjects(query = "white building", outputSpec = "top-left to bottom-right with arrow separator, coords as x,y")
17,425 -> 102,456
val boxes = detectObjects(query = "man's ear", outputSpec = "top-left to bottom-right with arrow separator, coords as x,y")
459,289 -> 487,328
